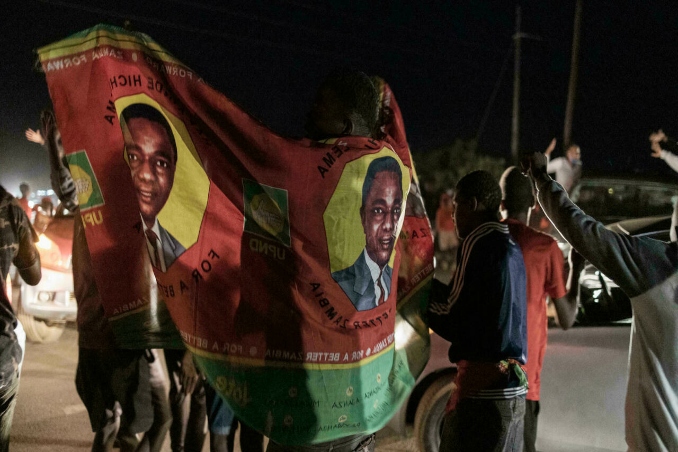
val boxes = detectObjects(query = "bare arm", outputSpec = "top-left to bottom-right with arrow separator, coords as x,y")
552,248 -> 586,330
523,151 -> 677,298
13,209 -> 41,286
16,259 -> 41,286
180,349 -> 200,395
41,110 -> 78,210
660,150 -> 678,174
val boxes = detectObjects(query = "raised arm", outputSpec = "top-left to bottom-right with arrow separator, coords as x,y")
25,128 -> 45,146
522,151 -> 678,298
41,110 -> 78,211
649,129 -> 678,173
551,248 -> 585,330
12,203 -> 41,286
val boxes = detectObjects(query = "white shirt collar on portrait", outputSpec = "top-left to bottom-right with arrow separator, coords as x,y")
363,249 -> 390,306
141,214 -> 167,272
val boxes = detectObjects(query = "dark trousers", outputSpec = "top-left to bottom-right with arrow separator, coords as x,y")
266,434 -> 375,452
440,397 -> 525,452
226,418 -> 264,452
165,349 -> 208,452
0,371 -> 19,452
523,400 -> 539,452
76,348 -> 155,452
96,350 -> 171,452
203,381 -> 264,452
140,350 -> 172,452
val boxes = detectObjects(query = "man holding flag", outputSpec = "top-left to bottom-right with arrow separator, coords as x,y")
37,26 -> 433,451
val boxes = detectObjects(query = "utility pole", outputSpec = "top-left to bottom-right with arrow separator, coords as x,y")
563,0 -> 582,149
511,5 -> 522,163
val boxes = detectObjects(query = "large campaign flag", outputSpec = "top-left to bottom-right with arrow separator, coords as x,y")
37,25 -> 434,444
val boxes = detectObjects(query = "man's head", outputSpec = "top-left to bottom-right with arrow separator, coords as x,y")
305,68 -> 379,141
19,183 -> 30,197
499,166 -> 535,220
360,157 -> 403,269
567,144 -> 581,164
121,104 -> 178,229
454,170 -> 502,239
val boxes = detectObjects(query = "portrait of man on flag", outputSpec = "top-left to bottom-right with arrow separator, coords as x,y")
120,102 -> 185,272
331,156 -> 404,311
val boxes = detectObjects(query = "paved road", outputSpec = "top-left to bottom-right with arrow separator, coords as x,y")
535,324 -> 629,452
9,323 -> 629,451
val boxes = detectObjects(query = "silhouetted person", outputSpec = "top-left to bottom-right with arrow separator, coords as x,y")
499,166 -> 584,452
0,184 -> 41,451
428,170 -> 528,452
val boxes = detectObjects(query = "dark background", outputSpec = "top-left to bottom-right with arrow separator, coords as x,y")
3,0 -> 678,194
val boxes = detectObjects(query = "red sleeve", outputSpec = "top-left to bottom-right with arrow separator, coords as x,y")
545,239 -> 567,299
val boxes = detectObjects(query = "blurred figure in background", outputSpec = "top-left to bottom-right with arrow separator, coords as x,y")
434,190 -> 458,272
649,129 -> 678,173
16,183 -> 32,220
31,197 -> 55,234
544,138 -> 582,193
34,197 -> 54,217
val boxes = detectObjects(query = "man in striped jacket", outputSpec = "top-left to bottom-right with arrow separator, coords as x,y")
523,150 -> 678,452
428,170 -> 528,452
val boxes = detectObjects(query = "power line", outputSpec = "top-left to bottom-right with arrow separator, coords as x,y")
36,0 -> 508,62
33,0 -> 350,59
476,46 -> 513,145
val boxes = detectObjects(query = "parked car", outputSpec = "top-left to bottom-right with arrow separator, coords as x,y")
576,214 -> 671,324
18,205 -> 75,342
570,174 -> 678,223
533,173 -> 678,324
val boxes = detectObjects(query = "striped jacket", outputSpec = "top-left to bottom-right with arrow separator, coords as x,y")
428,222 -> 528,402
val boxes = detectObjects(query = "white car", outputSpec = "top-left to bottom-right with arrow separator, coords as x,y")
18,206 -> 76,343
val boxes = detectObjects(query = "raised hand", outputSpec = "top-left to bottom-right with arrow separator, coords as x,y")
521,151 -> 550,190
649,129 -> 667,158
649,129 -> 667,144
180,350 -> 200,395
545,137 -> 557,156
651,140 -> 663,158
25,128 -> 44,145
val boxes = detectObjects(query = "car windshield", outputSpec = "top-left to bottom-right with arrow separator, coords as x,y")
570,179 -> 678,224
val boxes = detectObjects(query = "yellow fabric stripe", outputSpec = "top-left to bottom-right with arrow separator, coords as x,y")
37,27 -> 183,67
187,342 -> 395,371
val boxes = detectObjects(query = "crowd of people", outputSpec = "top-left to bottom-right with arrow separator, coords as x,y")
0,54 -> 677,452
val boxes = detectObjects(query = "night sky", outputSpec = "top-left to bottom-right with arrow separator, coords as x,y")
3,0 -> 678,196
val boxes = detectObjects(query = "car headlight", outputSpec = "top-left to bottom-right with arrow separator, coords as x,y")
37,291 -> 55,302
36,234 -> 70,272
580,271 -> 602,290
